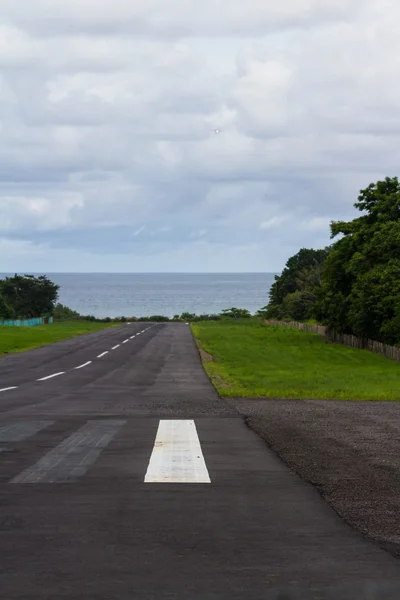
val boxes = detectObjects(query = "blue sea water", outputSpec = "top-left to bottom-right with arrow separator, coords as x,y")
0,273 -> 275,318
4,273 -> 273,318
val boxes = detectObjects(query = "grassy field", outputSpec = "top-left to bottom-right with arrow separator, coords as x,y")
192,319 -> 400,400
0,321 -> 116,356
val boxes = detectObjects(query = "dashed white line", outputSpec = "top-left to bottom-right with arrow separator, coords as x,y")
37,372 -> 65,382
75,361 -> 92,370
4,324 -> 157,391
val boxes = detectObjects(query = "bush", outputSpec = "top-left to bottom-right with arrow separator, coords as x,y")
53,303 -> 81,321
147,315 -> 170,322
220,307 -> 251,319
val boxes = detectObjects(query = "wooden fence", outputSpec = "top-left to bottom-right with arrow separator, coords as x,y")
265,320 -> 400,362
266,320 -> 327,335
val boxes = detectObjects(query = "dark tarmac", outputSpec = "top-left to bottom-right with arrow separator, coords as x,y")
0,322 -> 399,599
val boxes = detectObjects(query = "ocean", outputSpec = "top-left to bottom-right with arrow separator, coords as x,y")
2,273 -> 275,318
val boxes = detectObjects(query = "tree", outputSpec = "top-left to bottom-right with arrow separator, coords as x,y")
0,275 -> 59,319
316,177 -> 400,343
266,248 -> 329,320
180,312 -> 197,321
255,305 -> 269,318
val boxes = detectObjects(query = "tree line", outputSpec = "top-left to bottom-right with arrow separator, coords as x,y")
264,177 -> 400,345
53,305 -> 254,323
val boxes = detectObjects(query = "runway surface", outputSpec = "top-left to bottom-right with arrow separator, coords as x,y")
0,322 -> 399,599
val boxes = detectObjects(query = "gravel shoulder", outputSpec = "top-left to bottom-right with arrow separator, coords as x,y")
227,397 -> 400,557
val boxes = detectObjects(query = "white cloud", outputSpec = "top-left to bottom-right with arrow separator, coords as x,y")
0,195 -> 84,231
260,216 -> 287,230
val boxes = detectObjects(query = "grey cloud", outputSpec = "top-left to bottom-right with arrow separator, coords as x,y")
3,0 -> 364,38
1,0 -> 399,272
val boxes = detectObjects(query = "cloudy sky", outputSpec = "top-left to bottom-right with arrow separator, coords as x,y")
0,0 -> 398,272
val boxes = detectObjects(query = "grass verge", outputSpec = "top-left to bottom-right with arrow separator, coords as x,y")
192,319 -> 400,400
0,321 -> 116,357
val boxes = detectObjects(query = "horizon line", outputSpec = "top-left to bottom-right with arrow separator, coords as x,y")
0,271 -> 278,275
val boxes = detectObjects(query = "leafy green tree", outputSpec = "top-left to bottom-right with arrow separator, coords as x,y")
282,291 -> 309,321
317,177 -> 400,343
266,248 -> 329,320
255,305 -> 269,318
180,312 -> 197,321
0,275 -> 59,319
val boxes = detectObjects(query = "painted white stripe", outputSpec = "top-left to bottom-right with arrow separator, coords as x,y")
145,420 -> 210,484
122,339 -> 129,344
75,361 -> 92,370
0,387 -> 18,393
37,372 -> 65,382
0,420 -> 54,442
97,351 -> 109,358
112,344 -> 120,350
130,336 -> 136,339
11,419 -> 126,484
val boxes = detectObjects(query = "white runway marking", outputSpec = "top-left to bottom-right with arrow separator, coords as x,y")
122,339 -> 129,344
112,344 -> 120,350
37,372 -> 65,381
75,361 -> 92,370
11,419 -> 126,484
130,336 -> 136,339
0,387 -> 18,393
97,352 -> 109,358
0,420 -> 54,442
145,420 -> 210,484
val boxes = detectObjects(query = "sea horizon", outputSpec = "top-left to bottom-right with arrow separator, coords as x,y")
1,273 -> 275,318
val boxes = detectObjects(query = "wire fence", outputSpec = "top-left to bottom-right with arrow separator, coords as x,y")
265,320 -> 400,363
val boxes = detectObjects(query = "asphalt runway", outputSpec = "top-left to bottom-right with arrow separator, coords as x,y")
0,322 -> 399,599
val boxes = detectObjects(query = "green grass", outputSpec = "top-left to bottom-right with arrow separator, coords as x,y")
0,321 -> 116,356
192,319 -> 400,400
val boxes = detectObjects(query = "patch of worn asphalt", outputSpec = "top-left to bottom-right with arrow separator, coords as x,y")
229,397 -> 400,558
1,325 -> 400,599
